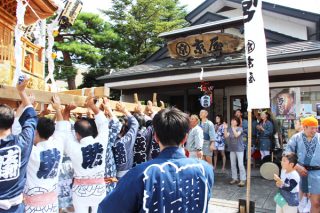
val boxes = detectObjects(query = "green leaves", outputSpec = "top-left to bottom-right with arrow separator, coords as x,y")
103,0 -> 187,67
54,1 -> 187,89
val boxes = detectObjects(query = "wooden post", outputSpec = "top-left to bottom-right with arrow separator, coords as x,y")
246,110 -> 252,213
152,93 -> 157,106
133,93 -> 139,104
160,101 -> 165,109
0,85 -> 162,112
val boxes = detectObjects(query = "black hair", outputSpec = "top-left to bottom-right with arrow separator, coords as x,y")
133,113 -> 146,130
119,116 -> 129,136
234,109 -> 242,115
283,152 -> 298,167
74,119 -> 94,138
37,117 -> 55,140
215,114 -> 224,125
152,107 -> 189,147
87,118 -> 98,138
146,120 -> 153,128
231,116 -> 241,126
0,104 -> 14,130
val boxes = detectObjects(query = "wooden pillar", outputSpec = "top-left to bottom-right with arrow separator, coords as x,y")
183,89 -> 188,112
223,87 -> 227,122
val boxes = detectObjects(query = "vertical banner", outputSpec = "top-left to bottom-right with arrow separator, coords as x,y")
242,0 -> 270,110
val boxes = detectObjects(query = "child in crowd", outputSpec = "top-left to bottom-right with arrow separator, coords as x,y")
274,153 -> 300,213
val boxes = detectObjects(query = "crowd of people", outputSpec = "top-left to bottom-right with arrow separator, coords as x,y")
0,79 -> 214,213
0,78 -> 320,213
185,108 -> 320,213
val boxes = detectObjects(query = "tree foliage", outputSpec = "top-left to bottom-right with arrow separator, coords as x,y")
54,1 -> 188,89
54,12 -> 121,89
103,0 -> 188,67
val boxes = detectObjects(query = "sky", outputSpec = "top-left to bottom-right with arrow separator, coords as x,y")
81,0 -> 320,15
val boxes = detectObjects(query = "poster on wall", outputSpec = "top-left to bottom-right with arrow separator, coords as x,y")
271,89 -> 296,119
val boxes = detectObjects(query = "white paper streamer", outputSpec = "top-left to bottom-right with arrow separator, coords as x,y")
12,0 -> 27,86
45,4 -> 63,92
200,67 -> 204,81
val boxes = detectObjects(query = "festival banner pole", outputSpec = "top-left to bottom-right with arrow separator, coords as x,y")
246,111 -> 252,213
241,0 -> 270,212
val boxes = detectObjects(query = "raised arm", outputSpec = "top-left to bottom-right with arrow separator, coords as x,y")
49,94 -> 72,142
16,77 -> 38,148
223,123 -> 230,138
117,102 -> 139,142
232,127 -> 242,138
85,95 -> 109,141
102,98 -> 122,146
17,77 -> 31,107
51,94 -> 63,122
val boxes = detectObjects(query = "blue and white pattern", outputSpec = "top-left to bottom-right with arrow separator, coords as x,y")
62,111 -> 109,210
112,115 -> 139,177
58,156 -> 74,209
37,148 -> 61,179
134,126 -> 154,167
133,131 -> 147,166
98,147 -> 214,213
81,143 -> 104,169
105,118 -> 122,194
0,106 -> 37,210
142,162 -> 209,213
150,139 -> 160,160
112,142 -> 127,166
286,132 -> 320,194
0,146 -> 21,182
214,124 -> 225,150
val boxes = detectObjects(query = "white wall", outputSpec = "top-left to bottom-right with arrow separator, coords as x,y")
218,8 -> 308,40
191,1 -> 313,41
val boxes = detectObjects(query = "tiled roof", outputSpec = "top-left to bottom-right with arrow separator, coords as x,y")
97,41 -> 320,81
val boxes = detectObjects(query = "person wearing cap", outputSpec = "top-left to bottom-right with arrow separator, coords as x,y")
285,116 -> 320,212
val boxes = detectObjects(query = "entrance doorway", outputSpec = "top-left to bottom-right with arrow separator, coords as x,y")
230,95 -> 248,120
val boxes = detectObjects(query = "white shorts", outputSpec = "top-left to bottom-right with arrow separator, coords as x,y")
215,142 -> 225,151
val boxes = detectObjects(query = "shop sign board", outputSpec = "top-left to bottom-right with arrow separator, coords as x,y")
167,33 -> 244,59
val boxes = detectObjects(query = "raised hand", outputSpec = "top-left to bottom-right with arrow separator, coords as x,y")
39,104 -> 51,117
85,94 -> 96,109
115,102 -> 126,113
102,97 -> 112,113
51,94 -> 62,111
223,122 -> 228,129
16,76 -> 29,92
134,102 -> 143,115
16,76 -> 31,107
28,94 -> 38,108
51,94 -> 63,121
144,100 -> 153,116
160,101 -> 165,109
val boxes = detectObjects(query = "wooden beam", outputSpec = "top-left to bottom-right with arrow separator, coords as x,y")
0,85 -> 87,106
0,85 -> 161,112
133,93 -> 139,104
59,87 -> 110,97
152,93 -> 157,107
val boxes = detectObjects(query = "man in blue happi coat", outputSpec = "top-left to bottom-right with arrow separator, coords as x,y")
285,116 -> 320,212
98,107 -> 214,213
0,78 -> 38,212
